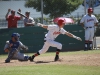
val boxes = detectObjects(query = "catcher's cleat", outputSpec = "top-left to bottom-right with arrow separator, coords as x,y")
54,55 -> 59,61
5,60 -> 10,63
28,56 -> 34,62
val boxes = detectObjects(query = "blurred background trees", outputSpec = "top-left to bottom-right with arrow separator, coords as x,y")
25,0 -> 83,18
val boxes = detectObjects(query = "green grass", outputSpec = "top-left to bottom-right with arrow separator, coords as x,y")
0,50 -> 100,75
0,65 -> 100,75
1,49 -> 100,58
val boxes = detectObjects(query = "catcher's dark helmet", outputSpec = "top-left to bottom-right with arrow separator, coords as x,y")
11,33 -> 20,41
88,8 -> 93,13
57,19 -> 66,26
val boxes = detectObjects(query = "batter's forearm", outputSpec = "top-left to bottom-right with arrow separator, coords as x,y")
65,32 -> 82,41
65,32 -> 75,38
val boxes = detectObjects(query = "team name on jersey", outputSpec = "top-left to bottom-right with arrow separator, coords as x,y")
87,19 -> 94,22
53,31 -> 61,35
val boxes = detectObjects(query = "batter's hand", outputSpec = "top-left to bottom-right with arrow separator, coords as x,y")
37,23 -> 43,27
76,37 -> 82,41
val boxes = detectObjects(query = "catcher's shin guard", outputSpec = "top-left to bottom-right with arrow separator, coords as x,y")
5,48 -> 17,63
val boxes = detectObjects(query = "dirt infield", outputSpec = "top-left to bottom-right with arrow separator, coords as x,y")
0,53 -> 100,67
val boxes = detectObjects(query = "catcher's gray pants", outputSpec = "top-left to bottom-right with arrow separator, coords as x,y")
39,40 -> 62,54
12,52 -> 29,61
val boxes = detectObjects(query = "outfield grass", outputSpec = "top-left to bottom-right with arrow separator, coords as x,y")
0,64 -> 100,75
1,49 -> 100,58
0,50 -> 100,75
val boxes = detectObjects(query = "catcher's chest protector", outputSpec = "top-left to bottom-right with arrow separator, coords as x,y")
9,40 -> 20,48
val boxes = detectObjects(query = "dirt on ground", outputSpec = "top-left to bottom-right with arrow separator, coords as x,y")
0,53 -> 100,67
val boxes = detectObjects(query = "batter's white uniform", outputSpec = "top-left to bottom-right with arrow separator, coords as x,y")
39,25 -> 67,54
80,14 -> 98,41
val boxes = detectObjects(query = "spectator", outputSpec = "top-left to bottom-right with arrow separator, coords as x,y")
24,11 -> 35,27
5,9 -> 23,28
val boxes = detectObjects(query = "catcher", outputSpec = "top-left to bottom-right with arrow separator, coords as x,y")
4,33 -> 29,63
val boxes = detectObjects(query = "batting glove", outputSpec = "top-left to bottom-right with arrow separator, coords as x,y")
76,37 -> 82,41
73,35 -> 82,41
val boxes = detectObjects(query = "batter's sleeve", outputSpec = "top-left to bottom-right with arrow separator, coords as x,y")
60,28 -> 67,34
47,25 -> 56,30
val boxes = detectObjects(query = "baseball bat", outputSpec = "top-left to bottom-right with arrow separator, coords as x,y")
17,11 -> 42,26
17,11 -> 27,18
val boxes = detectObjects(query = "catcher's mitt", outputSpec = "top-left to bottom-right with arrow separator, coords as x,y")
21,45 -> 28,51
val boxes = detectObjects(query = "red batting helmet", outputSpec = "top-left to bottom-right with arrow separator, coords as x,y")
88,8 -> 93,13
57,19 -> 66,26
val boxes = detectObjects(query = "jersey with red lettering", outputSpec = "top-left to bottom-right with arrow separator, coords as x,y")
80,14 -> 98,27
44,25 -> 66,40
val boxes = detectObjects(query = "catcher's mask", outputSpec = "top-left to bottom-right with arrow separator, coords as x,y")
11,33 -> 20,41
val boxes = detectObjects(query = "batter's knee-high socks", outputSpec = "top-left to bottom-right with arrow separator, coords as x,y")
32,52 -> 40,59
89,41 -> 92,50
56,49 -> 60,55
54,49 -> 61,61
85,41 -> 89,50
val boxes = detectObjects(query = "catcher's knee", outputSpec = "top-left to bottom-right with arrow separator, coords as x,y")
18,56 -> 29,61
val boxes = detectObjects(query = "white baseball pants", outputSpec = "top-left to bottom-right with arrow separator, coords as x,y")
39,40 -> 62,54
85,28 -> 94,41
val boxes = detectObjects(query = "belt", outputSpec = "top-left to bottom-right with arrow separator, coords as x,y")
44,37 -> 46,42
44,40 -> 46,42
86,26 -> 94,28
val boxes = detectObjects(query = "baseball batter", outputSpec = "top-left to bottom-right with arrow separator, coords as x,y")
29,19 -> 82,62
80,8 -> 98,50
4,33 -> 29,63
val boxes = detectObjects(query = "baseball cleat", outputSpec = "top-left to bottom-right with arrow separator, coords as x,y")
54,55 -> 59,61
5,60 -> 10,63
28,56 -> 34,62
